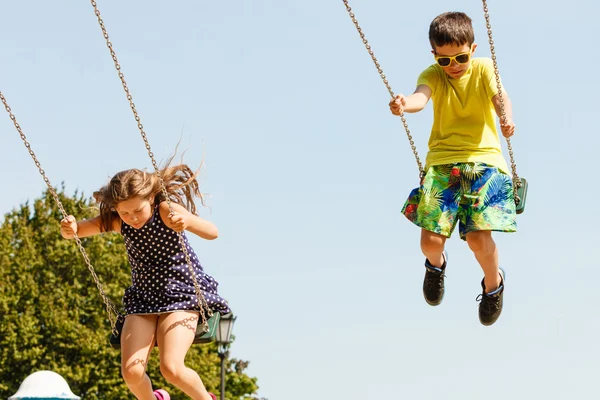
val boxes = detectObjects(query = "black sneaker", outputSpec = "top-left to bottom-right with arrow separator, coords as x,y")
423,252 -> 447,306
476,268 -> 505,326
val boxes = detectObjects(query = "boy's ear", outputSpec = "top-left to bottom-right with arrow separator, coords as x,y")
471,43 -> 478,53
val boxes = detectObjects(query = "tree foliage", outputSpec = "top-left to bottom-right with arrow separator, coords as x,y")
0,188 -> 259,399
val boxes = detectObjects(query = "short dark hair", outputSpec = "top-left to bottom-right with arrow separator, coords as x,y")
429,12 -> 474,49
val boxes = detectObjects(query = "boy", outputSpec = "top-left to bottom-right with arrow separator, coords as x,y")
389,11 -> 517,326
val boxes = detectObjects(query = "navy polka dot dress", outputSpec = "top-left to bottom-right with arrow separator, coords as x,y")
120,204 -> 230,316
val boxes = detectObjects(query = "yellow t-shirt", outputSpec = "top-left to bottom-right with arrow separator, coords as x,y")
417,57 -> 509,173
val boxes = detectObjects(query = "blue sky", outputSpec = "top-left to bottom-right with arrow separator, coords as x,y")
1,1 -> 598,399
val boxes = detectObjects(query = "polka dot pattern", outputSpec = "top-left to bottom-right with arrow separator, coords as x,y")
120,205 -> 230,316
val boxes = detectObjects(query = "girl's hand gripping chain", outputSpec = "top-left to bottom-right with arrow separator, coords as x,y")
167,210 -> 189,233
60,215 -> 78,239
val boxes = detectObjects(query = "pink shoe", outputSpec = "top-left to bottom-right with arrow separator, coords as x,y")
153,389 -> 170,400
208,393 -> 217,400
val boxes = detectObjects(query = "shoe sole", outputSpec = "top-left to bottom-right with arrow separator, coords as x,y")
425,296 -> 444,307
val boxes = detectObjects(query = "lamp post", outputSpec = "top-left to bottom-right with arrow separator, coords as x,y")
216,313 -> 236,400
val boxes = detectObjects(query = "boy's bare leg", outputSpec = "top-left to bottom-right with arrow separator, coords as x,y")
465,230 -> 501,292
420,229 -> 447,267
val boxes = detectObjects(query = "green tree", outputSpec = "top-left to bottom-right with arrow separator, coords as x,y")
0,188 -> 259,399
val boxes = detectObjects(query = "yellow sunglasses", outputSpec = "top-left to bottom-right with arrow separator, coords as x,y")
434,51 -> 471,67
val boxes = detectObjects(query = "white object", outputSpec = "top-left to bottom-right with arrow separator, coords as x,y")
9,370 -> 80,399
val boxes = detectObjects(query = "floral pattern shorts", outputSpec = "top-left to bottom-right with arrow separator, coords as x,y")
402,162 -> 517,240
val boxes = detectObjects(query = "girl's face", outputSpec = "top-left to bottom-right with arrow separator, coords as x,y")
115,197 -> 153,229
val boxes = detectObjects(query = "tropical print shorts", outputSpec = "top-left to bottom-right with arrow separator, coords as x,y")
401,162 -> 517,240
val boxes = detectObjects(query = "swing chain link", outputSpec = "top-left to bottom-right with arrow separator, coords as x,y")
90,0 -> 212,331
481,0 -> 522,204
0,91 -> 121,336
342,0 -> 425,180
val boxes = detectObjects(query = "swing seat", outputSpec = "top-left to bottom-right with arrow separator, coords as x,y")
109,312 -> 221,349
193,312 -> 221,344
515,177 -> 528,215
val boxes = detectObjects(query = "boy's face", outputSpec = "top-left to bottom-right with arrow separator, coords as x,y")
432,43 -> 477,79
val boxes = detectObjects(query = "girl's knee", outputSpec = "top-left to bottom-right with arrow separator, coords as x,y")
160,360 -> 185,384
121,361 -> 147,386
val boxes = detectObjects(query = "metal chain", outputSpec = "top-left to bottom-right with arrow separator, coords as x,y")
342,0 -> 425,180
1,91 -> 122,336
481,0 -> 522,203
89,0 -> 212,330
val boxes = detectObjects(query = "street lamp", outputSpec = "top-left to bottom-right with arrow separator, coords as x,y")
216,313 -> 236,400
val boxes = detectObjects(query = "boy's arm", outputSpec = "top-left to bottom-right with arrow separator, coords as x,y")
492,91 -> 515,138
389,85 -> 432,114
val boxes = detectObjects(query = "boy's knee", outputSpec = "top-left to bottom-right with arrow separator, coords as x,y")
420,231 -> 446,253
465,231 -> 494,254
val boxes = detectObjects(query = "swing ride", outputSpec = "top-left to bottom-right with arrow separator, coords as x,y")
342,0 -> 528,214
2,1 -> 528,349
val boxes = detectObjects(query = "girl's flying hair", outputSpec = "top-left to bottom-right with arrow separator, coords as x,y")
93,156 -> 205,232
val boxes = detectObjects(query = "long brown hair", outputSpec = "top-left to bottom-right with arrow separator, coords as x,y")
93,157 -> 205,232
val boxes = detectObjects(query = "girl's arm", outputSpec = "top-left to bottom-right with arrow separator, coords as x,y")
60,215 -> 103,239
60,215 -> 121,239
159,202 -> 218,240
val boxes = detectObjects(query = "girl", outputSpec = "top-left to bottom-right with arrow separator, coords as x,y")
60,162 -> 229,400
